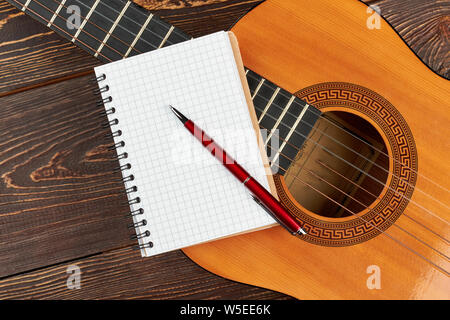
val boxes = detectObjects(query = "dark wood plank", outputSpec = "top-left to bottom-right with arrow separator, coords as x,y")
147,0 -> 264,38
364,0 -> 449,79
0,74 -> 136,278
0,247 -> 291,299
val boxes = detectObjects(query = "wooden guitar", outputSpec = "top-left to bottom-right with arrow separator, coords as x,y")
184,0 -> 450,299
8,0 -> 449,299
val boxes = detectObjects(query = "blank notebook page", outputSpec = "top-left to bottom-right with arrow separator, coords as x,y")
95,31 -> 274,257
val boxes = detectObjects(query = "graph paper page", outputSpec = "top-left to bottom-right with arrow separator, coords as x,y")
95,31 -> 275,257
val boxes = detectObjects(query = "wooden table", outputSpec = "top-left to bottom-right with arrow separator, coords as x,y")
0,0 -> 448,299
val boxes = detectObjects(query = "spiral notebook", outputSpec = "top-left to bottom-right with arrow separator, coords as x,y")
94,31 -> 276,257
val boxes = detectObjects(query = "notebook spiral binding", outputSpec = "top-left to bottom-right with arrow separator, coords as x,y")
93,73 -> 153,251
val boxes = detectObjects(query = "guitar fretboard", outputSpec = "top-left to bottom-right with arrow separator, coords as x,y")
246,69 -> 321,173
11,0 -> 189,60
8,0 -> 321,174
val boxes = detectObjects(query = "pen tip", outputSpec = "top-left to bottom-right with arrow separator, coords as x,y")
169,105 -> 188,124
297,228 -> 307,236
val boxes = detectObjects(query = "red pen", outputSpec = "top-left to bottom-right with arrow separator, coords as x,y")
170,106 -> 306,236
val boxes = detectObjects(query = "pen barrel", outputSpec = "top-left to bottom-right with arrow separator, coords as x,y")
185,119 -> 301,234
245,177 -> 301,234
185,120 -> 250,182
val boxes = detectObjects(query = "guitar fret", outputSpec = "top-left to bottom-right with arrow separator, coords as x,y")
251,78 -> 265,100
158,25 -> 174,48
94,0 -> 131,57
165,28 -> 191,46
124,13 -> 154,58
264,95 -> 295,146
71,0 -> 101,43
272,104 -> 309,164
47,0 -> 66,27
21,0 -> 31,11
258,87 -> 280,123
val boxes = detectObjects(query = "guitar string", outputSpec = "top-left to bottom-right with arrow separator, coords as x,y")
246,78 -> 450,215
252,104 -> 449,224
47,0 -> 143,56
269,161 -> 449,276
318,113 -> 449,194
246,72 -> 450,196
264,143 -> 449,257
94,0 -> 188,39
21,0 -> 178,62
69,0 -> 185,51
263,136 -> 449,244
315,159 -> 449,243
30,0 -> 185,62
249,90 -> 450,218
247,80 -> 446,212
258,122 -> 449,245
10,0 -> 112,61
38,0 -> 450,199
245,72 -> 450,199
34,0 -> 187,58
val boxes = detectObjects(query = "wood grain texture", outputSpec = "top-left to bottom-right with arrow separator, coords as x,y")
0,247 -> 291,299
141,0 -> 264,37
0,0 -> 447,299
0,1 -> 99,95
0,74 -> 135,277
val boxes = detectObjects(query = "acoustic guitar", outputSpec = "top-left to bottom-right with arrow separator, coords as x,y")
8,0 -> 449,299
184,0 -> 450,299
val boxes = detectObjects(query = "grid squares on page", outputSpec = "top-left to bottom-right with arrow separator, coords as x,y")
95,31 -> 275,257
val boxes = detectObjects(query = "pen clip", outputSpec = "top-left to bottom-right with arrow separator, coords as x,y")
250,194 -> 298,235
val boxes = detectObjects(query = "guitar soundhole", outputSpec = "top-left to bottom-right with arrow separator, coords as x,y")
284,111 -> 389,218
274,82 -> 418,246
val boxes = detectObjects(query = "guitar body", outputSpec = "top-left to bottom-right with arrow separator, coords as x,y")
183,0 -> 450,299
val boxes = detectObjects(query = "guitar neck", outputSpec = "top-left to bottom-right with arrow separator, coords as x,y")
7,0 -> 321,173
9,0 -> 190,61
